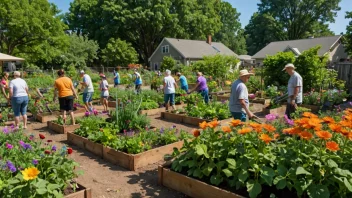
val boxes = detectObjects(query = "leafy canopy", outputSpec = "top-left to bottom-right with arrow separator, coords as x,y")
102,38 -> 138,67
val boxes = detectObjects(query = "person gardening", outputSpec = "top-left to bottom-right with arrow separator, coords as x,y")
1,72 -> 10,102
9,71 -> 29,128
79,70 -> 94,112
189,72 -> 209,104
176,72 -> 188,92
113,70 -> 120,88
133,69 -> 142,94
283,63 -> 303,119
53,69 -> 78,125
164,70 -> 178,111
99,74 -> 109,113
229,69 -> 254,122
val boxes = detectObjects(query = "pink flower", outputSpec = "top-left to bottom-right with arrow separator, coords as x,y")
6,143 -> 13,149
265,114 -> 278,121
249,94 -> 256,99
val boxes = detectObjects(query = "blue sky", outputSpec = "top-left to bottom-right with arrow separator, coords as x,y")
49,0 -> 350,34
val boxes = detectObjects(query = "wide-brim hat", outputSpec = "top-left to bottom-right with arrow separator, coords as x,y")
239,69 -> 254,77
282,63 -> 295,71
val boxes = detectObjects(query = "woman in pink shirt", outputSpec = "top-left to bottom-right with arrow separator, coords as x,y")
189,72 -> 209,104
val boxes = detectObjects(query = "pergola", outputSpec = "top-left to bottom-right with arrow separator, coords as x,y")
0,53 -> 25,73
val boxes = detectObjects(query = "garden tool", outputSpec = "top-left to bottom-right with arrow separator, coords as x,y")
249,115 -> 263,124
272,93 -> 289,105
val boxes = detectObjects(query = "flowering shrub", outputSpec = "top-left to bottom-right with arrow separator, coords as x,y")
303,89 -> 349,106
0,126 -> 79,197
171,109 -> 352,198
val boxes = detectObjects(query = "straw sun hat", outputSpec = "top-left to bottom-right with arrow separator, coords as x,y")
239,69 -> 254,77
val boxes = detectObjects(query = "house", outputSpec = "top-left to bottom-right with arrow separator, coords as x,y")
148,36 -> 238,70
237,55 -> 255,69
252,35 -> 348,66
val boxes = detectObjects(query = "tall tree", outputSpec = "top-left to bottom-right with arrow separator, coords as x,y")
0,0 -> 68,63
102,38 -> 138,67
345,11 -> 352,56
213,1 -> 247,54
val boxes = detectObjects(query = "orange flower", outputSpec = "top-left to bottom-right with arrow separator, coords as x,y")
283,127 -> 301,135
315,131 -> 332,140
345,114 -> 352,121
238,127 -> 252,135
262,124 -> 276,133
299,131 -> 313,140
221,126 -> 232,133
340,120 -> 352,129
345,132 -> 352,141
192,129 -> 200,137
199,121 -> 207,129
274,133 -> 280,139
248,122 -> 262,133
302,112 -> 318,118
326,141 -> 340,151
329,123 -> 342,133
229,119 -> 243,127
207,120 -> 220,128
322,117 -> 335,124
259,134 -> 272,144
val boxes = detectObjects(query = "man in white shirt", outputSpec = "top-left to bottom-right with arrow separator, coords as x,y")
163,70 -> 177,111
80,70 -> 94,112
283,63 -> 303,119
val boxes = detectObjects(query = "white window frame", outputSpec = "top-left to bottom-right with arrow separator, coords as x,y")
161,45 -> 169,54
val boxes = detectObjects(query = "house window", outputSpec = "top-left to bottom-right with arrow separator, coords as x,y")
161,45 -> 169,54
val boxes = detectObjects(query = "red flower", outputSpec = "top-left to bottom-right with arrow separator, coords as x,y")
67,148 -> 73,154
47,140 -> 52,142
44,150 -> 51,154
39,134 -> 45,139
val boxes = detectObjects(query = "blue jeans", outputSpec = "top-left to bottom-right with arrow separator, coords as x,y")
83,92 -> 93,103
181,85 -> 188,92
164,93 -> 175,105
198,89 -> 209,104
231,112 -> 247,122
11,96 -> 29,117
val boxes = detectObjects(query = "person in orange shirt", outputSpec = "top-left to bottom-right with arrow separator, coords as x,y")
53,69 -> 78,125
1,72 -> 10,101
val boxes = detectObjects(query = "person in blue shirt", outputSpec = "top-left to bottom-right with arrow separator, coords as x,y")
133,69 -> 142,94
113,70 -> 120,87
176,72 -> 188,92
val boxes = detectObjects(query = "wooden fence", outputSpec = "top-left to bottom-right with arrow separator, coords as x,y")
333,63 -> 352,90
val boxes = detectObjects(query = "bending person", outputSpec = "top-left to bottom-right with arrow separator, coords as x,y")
9,71 -> 29,128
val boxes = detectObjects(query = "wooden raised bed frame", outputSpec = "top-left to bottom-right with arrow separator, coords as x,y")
262,105 -> 286,115
67,132 -> 183,171
301,104 -> 320,113
161,112 -> 232,127
158,163 -> 244,198
64,183 -> 92,198
108,102 -> 186,116
35,108 -> 86,123
47,121 -> 80,134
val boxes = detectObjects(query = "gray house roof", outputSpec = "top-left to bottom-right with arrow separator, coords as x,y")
150,38 -> 238,60
252,35 -> 342,59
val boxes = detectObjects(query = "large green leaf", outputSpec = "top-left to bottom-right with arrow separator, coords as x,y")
210,174 -> 223,186
307,184 -> 330,198
277,165 -> 288,176
239,170 -> 249,183
222,168 -> 233,177
226,158 -> 236,168
260,166 -> 276,186
246,180 -> 262,198
36,188 -> 48,195
327,159 -> 338,168
344,178 -> 352,192
202,163 -> 215,177
273,176 -> 286,189
296,167 -> 311,175
195,144 -> 209,158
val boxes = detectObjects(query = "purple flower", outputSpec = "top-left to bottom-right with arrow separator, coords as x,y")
172,125 -> 176,129
93,109 -> 98,116
23,143 -> 32,150
6,160 -> 16,173
6,143 -> 13,149
265,114 -> 278,122
10,124 -> 14,129
19,140 -> 25,147
349,102 -> 352,107
29,134 -> 34,141
51,145 -> 57,151
85,111 -> 90,117
284,115 -> 294,126
160,127 -> 164,134
32,159 -> 38,165
3,127 -> 9,134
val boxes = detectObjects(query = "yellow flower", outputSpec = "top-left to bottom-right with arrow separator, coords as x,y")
21,167 -> 40,181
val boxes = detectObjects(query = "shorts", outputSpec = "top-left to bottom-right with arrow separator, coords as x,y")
59,95 -> 74,111
83,92 -> 93,103
231,112 -> 247,122
11,96 -> 29,117
135,84 -> 142,90
164,93 -> 175,105
181,85 -> 189,92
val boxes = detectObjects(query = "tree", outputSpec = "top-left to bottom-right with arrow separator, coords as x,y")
102,38 -> 138,67
160,56 -> 176,72
0,0 -> 68,63
345,12 -> 352,56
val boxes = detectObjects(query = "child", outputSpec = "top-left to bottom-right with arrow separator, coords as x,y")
99,74 -> 109,113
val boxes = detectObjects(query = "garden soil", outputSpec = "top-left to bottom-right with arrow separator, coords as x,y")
20,103 -> 266,198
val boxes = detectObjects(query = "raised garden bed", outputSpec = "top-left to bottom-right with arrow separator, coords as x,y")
300,104 -> 320,112
250,98 -> 271,105
262,105 -> 286,115
210,90 -> 231,95
161,112 -> 231,126
215,95 -> 230,101
47,121 -> 81,134
64,183 -> 92,198
35,108 -> 86,123
67,132 -> 184,171
158,163 -> 243,198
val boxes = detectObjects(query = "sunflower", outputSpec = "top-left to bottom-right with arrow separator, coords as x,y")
315,131 -> 332,140
21,167 -> 40,181
199,121 -> 207,130
229,119 -> 243,127
259,134 -> 272,144
299,131 -> 313,140
326,141 -> 340,152
221,126 -> 232,133
192,129 -> 201,137
238,127 -> 252,135
262,124 -> 276,133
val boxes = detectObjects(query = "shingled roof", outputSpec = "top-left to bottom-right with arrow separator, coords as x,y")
164,38 -> 238,59
252,35 -> 342,59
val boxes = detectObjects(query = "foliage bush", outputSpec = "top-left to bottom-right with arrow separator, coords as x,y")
102,38 -> 138,67
160,56 -> 176,72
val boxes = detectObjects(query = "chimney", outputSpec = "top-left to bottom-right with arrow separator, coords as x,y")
206,35 -> 212,45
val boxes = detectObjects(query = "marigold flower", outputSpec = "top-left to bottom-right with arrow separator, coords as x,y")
274,133 -> 280,139
238,127 -> 252,135
283,127 -> 301,135
259,134 -> 272,144
340,120 -> 352,129
21,167 -> 40,181
229,119 -> 243,127
207,120 -> 220,128
248,122 -> 262,133
199,121 -> 207,129
329,124 -> 342,133
302,112 -> 318,118
262,124 -> 276,133
299,131 -> 313,140
315,131 -> 332,140
193,129 -> 201,137
221,126 -> 232,133
322,117 -> 335,124
326,141 -> 340,151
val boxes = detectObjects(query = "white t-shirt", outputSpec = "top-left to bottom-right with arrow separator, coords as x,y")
287,71 -> 303,103
164,76 -> 176,94
9,78 -> 28,97
83,74 -> 94,93
100,80 -> 109,97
